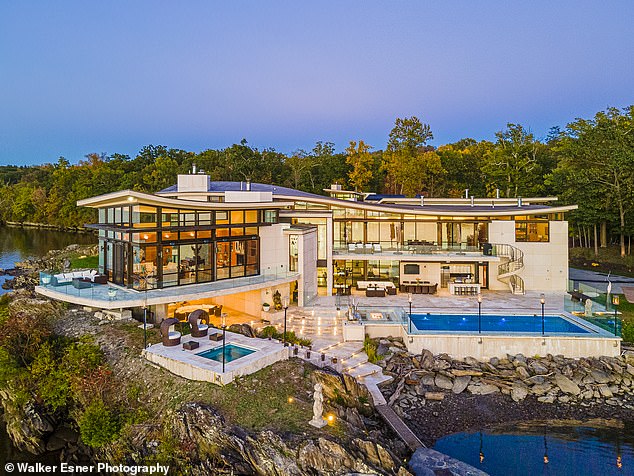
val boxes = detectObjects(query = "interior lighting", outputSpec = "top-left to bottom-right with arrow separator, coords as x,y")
287,396 -> 294,404
327,414 -> 335,423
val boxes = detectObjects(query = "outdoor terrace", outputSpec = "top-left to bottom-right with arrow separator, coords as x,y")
35,270 -> 300,309
333,243 -> 501,262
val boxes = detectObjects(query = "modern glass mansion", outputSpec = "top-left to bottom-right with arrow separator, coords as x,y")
73,172 -> 576,302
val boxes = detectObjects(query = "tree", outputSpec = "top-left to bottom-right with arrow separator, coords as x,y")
553,106 -> 634,257
382,116 -> 435,195
482,123 -> 545,198
346,140 -> 373,192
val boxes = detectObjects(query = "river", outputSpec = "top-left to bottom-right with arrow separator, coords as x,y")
0,226 -> 96,465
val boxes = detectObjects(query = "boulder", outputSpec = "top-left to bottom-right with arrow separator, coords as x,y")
529,361 -> 549,375
530,383 -> 552,396
452,376 -> 471,394
435,374 -> 454,390
590,369 -> 611,384
598,384 -> 613,398
419,349 -> 434,369
554,374 -> 581,395
516,366 -> 530,379
511,381 -> 529,402
467,383 -> 500,395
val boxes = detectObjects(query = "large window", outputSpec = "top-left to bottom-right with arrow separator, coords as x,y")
96,203 -> 264,289
515,221 -> 549,242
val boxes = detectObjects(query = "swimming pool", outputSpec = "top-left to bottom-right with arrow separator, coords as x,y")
197,344 -> 255,363
409,314 -> 592,334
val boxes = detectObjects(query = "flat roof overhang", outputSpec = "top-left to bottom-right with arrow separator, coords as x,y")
77,190 -> 294,210
35,273 -> 299,310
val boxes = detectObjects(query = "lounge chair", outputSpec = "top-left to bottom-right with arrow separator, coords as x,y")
188,309 -> 209,337
348,243 -> 356,253
364,243 -> 373,254
373,243 -> 382,253
160,318 -> 181,347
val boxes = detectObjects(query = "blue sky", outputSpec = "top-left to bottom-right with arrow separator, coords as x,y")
1,1 -> 632,165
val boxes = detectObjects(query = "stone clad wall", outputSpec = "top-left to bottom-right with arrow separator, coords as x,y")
488,220 -> 569,292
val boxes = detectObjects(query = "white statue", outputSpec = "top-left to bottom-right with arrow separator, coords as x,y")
309,383 -> 327,428
584,299 -> 593,317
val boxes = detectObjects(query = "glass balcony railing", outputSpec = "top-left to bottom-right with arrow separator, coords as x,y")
333,243 -> 484,256
37,270 -> 300,304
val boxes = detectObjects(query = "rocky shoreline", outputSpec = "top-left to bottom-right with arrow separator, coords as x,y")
1,243 -> 98,290
376,338 -> 634,446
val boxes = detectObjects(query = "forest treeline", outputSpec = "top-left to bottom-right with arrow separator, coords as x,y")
1,106 -> 633,256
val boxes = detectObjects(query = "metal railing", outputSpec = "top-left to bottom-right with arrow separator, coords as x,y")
492,243 -> 525,295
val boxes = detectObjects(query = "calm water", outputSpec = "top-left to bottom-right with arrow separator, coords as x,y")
411,314 -> 591,334
198,344 -> 256,362
0,226 -> 96,463
0,225 -> 96,294
434,423 -> 634,476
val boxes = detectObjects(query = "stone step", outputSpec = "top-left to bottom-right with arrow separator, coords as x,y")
347,362 -> 381,379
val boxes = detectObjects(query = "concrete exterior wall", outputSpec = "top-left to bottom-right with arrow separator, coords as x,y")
405,333 -> 619,359
177,174 -> 208,192
359,324 -> 620,359
488,220 -> 569,292
297,229 -> 318,306
259,224 -> 289,276
400,262 -> 441,284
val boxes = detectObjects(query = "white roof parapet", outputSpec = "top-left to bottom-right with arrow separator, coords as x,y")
77,190 -> 290,209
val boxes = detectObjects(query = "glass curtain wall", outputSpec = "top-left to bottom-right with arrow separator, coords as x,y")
96,204 -> 276,289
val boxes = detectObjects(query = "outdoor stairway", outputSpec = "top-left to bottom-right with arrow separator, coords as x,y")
493,243 -> 526,295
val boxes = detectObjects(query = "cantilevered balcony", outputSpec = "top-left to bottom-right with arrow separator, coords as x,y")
35,270 -> 299,309
333,242 -> 496,261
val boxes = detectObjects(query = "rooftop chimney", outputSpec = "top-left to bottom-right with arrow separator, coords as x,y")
517,197 -> 523,207
470,196 -> 474,207
496,188 -> 500,199
465,188 -> 469,199
420,196 -> 425,206
246,179 -> 251,191
192,164 -> 197,174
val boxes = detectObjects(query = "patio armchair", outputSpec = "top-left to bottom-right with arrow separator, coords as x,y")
372,243 -> 382,253
160,318 -> 181,347
188,309 -> 210,337
214,305 -> 223,317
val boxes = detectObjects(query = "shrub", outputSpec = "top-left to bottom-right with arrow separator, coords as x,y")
364,337 -> 379,364
78,400 -> 121,448
258,326 -> 280,339
622,319 -> 634,343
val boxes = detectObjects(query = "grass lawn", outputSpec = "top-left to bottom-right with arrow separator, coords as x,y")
70,254 -> 99,269
109,320 -> 320,435
570,246 -> 634,277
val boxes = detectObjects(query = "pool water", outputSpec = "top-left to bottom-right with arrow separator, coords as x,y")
197,344 -> 255,363
410,314 -> 591,334
434,424 -> 634,476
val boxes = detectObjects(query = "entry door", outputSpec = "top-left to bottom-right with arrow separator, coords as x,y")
112,243 -> 125,286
